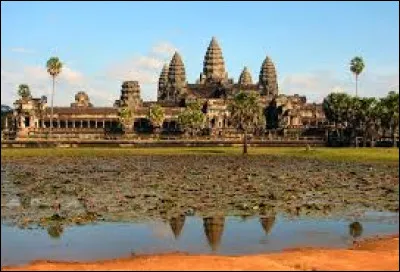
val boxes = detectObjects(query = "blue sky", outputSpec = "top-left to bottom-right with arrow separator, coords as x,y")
1,1 -> 399,106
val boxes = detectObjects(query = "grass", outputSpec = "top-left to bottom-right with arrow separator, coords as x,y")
1,146 -> 399,163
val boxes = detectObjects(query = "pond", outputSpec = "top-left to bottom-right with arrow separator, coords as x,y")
1,212 -> 398,267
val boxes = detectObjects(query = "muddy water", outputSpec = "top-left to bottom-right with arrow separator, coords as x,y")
1,212 -> 399,267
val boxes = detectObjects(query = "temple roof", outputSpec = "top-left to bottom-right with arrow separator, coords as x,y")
203,37 -> 226,81
238,66 -> 253,85
168,52 -> 186,84
259,56 -> 278,95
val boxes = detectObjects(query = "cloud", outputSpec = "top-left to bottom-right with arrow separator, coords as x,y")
103,41 -> 177,101
151,42 -> 177,57
280,68 -> 399,103
0,58 -> 115,107
2,41 -> 179,106
10,47 -> 35,54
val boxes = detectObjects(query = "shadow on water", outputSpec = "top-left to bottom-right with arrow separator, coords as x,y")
1,212 -> 398,267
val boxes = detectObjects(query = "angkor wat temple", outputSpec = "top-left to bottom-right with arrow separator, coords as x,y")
2,37 -> 326,140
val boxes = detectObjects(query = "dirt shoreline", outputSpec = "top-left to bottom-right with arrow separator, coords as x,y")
2,234 -> 399,271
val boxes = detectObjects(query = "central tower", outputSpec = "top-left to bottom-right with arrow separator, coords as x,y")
199,37 -> 229,84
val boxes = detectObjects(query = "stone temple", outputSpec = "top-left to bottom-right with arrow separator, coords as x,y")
2,37 -> 326,140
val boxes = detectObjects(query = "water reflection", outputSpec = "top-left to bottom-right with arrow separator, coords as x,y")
169,215 -> 186,239
349,221 -> 363,238
47,224 -> 64,239
203,216 -> 225,252
260,215 -> 276,236
2,213 -> 398,267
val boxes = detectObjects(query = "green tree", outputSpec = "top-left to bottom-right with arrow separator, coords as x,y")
118,107 -> 133,127
148,104 -> 165,135
379,91 -> 399,146
1,104 -> 13,131
228,91 -> 263,154
46,57 -> 63,138
350,56 -> 365,97
323,92 -> 352,142
17,84 -> 31,99
178,100 -> 205,137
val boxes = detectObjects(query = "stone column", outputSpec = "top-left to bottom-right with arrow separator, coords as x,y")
5,118 -> 8,129
95,119 -> 98,129
80,120 -> 83,128
72,120 -> 75,129
103,120 -> 105,128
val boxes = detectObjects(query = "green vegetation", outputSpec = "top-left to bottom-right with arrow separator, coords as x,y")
350,56 -> 365,97
46,56 -> 63,138
17,84 -> 32,99
178,100 -> 206,137
323,91 -> 399,146
2,147 -> 398,163
229,91 -> 264,154
148,104 -> 165,134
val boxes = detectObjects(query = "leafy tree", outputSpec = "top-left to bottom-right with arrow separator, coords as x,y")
17,84 -> 31,99
228,91 -> 263,154
350,56 -> 365,97
148,104 -> 165,134
1,104 -> 13,130
378,91 -> 399,146
178,100 -> 205,137
323,92 -> 352,141
46,57 -> 63,138
118,107 -> 132,127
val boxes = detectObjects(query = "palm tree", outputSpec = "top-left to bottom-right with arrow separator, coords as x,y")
148,104 -> 165,136
350,56 -> 365,97
228,91 -> 263,154
17,84 -> 31,99
46,57 -> 63,138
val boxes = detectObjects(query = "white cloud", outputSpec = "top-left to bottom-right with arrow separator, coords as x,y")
151,42 -> 177,57
11,47 -> 35,54
280,68 -> 399,103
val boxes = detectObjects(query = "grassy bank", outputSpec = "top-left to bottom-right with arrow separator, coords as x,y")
1,147 -> 398,163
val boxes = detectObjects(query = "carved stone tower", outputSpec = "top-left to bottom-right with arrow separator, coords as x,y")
200,37 -> 228,84
259,56 -> 279,96
166,52 -> 187,102
238,66 -> 253,86
158,63 -> 169,101
71,91 -> 93,108
118,81 -> 142,108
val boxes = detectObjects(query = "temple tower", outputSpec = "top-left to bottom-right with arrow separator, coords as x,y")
158,63 -> 169,101
71,91 -> 93,108
166,52 -> 187,101
200,37 -> 228,84
259,56 -> 279,96
238,66 -> 253,86
118,81 -> 142,108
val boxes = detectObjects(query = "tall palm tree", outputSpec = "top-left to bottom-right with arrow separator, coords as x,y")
228,91 -> 263,154
17,84 -> 31,99
350,56 -> 365,97
46,57 -> 63,138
